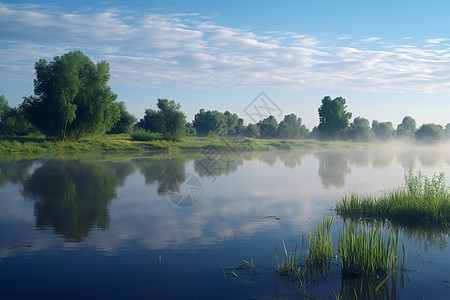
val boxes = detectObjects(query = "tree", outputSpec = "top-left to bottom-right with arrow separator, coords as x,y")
346,117 -> 371,141
277,113 -> 309,139
415,123 -> 444,143
317,96 -> 352,139
136,99 -> 186,141
0,94 -> 9,120
246,123 -> 260,138
108,102 -> 137,134
224,111 -> 239,135
21,51 -> 120,139
445,123 -> 450,139
396,116 -> 416,139
234,118 -> 247,136
193,109 -> 227,137
185,122 -> 196,136
258,115 -> 278,138
372,120 -> 395,140
0,107 -> 37,136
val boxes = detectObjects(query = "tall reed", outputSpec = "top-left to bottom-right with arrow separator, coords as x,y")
336,169 -> 450,224
338,224 -> 398,276
306,217 -> 333,272
275,239 -> 302,278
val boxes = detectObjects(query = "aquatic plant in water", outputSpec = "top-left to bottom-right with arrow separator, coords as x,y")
275,239 -> 302,279
306,217 -> 333,273
338,224 -> 399,276
336,169 -> 450,224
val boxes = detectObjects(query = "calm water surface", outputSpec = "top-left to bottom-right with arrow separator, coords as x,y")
1,144 -> 450,299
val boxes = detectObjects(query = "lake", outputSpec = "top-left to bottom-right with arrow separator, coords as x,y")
1,144 -> 450,299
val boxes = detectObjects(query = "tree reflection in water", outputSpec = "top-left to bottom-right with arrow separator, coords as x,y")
134,158 -> 186,194
22,160 -> 134,242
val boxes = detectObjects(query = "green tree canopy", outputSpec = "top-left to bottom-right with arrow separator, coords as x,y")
0,94 -> 10,120
21,51 -> 119,139
193,109 -> 227,137
0,107 -> 37,136
224,111 -> 239,135
415,123 -> 444,143
258,115 -> 278,138
277,113 -> 309,139
136,99 -> 186,141
317,96 -> 352,139
396,116 -> 416,139
246,123 -> 260,138
372,120 -> 395,140
185,122 -> 196,136
108,101 -> 137,134
346,117 -> 371,141
445,123 -> 450,139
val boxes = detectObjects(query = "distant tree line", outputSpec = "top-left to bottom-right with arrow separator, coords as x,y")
1,50 -> 450,144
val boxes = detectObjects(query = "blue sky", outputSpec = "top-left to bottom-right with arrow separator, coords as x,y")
1,0 -> 450,129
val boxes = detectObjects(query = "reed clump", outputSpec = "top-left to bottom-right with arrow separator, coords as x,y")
306,217 -> 333,272
275,239 -> 302,279
338,224 -> 398,276
336,169 -> 450,224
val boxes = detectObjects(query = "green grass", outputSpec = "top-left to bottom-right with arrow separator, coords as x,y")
130,129 -> 164,141
306,217 -> 334,272
0,134 -> 370,155
338,224 -> 399,276
336,169 -> 450,224
275,239 -> 302,279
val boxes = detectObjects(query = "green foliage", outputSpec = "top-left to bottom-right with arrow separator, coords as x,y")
0,107 -> 38,136
372,120 -> 395,140
108,101 -> 137,134
275,239 -> 302,278
246,123 -> 260,138
336,170 -> 450,224
224,111 -> 239,135
21,51 -> 120,139
316,96 -> 352,139
136,99 -> 186,141
306,218 -> 333,272
338,224 -> 398,276
0,95 -> 37,136
234,118 -> 247,136
396,116 -> 416,139
131,129 -> 164,141
346,117 -> 371,141
258,115 -> 278,138
193,109 -> 228,137
277,113 -> 309,139
0,94 -> 10,120
185,122 -> 196,136
415,123 -> 443,143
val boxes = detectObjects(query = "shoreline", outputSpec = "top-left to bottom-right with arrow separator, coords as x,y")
0,135 -> 370,156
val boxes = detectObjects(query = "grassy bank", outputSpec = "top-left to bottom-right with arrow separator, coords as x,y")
336,169 -> 450,224
0,134 -> 368,155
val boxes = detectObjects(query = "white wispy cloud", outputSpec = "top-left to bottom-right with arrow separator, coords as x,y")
426,38 -> 448,44
361,37 -> 381,42
1,3 -> 450,93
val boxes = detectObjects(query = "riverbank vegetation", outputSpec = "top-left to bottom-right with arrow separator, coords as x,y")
336,169 -> 450,224
2,51 -> 450,152
0,134 -> 365,155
